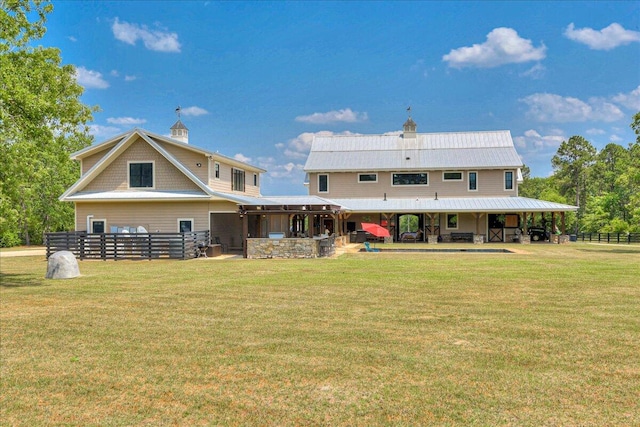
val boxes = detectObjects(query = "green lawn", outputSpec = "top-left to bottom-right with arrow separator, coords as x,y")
1,243 -> 639,426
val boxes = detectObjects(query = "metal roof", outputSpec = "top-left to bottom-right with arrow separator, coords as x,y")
328,197 -> 577,213
304,130 -> 523,172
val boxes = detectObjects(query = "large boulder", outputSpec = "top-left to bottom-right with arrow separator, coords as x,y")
45,251 -> 80,279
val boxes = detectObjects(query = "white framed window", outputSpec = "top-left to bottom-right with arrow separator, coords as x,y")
214,162 -> 220,179
91,219 -> 106,233
468,171 -> 478,191
392,172 -> 428,186
177,218 -> 193,233
504,171 -> 514,191
318,174 -> 329,193
443,171 -> 463,181
446,213 -> 458,230
128,161 -> 155,189
358,173 -> 378,183
232,168 -> 245,192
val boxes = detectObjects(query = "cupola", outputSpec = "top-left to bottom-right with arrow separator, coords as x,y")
170,106 -> 189,143
403,108 -> 417,139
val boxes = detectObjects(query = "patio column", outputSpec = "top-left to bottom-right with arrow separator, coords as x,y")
561,212 -> 566,234
242,213 -> 249,258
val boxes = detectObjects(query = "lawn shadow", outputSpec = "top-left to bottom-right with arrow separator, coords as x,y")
578,247 -> 640,255
0,272 -> 48,288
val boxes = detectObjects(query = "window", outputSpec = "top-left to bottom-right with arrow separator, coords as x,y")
214,162 -> 220,179
318,174 -> 328,193
443,171 -> 463,181
358,173 -> 378,183
392,173 -> 428,186
446,213 -> 458,230
129,162 -> 153,188
253,173 -> 258,187
468,171 -> 477,191
505,171 -> 514,191
232,168 -> 245,192
91,219 -> 106,233
178,219 -> 193,233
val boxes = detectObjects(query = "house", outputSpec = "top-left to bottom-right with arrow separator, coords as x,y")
58,114 -> 577,259
298,116 -> 577,243
60,120 -> 266,252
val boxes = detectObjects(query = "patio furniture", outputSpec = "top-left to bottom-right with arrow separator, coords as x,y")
364,242 -> 380,252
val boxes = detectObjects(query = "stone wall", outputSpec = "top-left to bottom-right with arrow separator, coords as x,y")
247,238 -> 321,259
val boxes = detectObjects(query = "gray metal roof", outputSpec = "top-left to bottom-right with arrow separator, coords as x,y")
304,130 -> 523,172
328,197 -> 577,213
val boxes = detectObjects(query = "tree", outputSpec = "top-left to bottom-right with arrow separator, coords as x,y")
551,136 -> 596,233
0,0 -> 94,246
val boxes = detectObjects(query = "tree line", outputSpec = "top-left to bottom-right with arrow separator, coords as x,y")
520,113 -> 640,234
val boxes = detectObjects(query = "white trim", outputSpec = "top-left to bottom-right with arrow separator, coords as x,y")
318,174 -> 329,193
177,218 -> 194,232
504,170 -> 515,191
214,162 -> 220,180
442,171 -> 463,181
357,173 -> 378,184
127,160 -> 155,189
391,172 -> 429,187
468,171 -> 478,192
445,213 -> 459,230
90,218 -> 107,233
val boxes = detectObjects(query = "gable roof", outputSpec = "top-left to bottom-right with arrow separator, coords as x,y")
304,130 -> 523,172
60,129 -> 216,201
71,128 -> 266,173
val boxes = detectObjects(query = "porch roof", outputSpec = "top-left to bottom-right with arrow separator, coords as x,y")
328,197 -> 577,213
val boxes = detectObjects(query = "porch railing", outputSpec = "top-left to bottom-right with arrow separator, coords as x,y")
45,231 -> 210,260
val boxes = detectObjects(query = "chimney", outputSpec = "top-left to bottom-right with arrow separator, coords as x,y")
170,106 -> 189,143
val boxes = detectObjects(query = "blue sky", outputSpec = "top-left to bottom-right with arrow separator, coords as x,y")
42,1 -> 640,195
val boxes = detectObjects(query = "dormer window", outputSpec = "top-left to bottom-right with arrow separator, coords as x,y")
129,161 -> 154,188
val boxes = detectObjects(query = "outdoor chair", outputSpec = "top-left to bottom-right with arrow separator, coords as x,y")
214,236 -> 228,253
364,242 -> 380,252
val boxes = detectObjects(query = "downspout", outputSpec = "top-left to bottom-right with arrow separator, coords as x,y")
86,215 -> 93,232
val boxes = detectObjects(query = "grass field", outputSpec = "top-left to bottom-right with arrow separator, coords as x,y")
1,243 -> 639,426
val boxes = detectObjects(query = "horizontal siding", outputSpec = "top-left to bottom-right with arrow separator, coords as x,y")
159,142 -> 209,184
308,170 -> 518,198
208,162 -> 261,196
82,138 -> 201,193
81,147 -> 112,175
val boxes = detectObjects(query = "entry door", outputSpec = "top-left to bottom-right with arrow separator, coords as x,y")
489,228 -> 503,242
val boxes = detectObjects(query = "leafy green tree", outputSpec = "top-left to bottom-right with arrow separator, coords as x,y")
551,136 -> 596,233
0,0 -> 94,246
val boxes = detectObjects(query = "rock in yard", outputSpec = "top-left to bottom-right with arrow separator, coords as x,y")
46,251 -> 80,279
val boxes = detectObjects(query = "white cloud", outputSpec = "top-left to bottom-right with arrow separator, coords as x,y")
110,70 -> 119,77
609,134 -> 623,142
124,75 -> 137,82
520,63 -> 546,79
586,128 -> 606,135
278,130 -> 357,160
68,36 -> 77,42
443,27 -> 546,68
89,124 -> 121,139
564,23 -> 640,50
180,106 -> 209,116
295,108 -> 368,124
112,17 -> 181,53
234,153 -> 251,163
74,66 -> 109,89
520,93 -> 624,123
107,117 -> 147,125
612,85 -> 640,110
514,129 -> 565,150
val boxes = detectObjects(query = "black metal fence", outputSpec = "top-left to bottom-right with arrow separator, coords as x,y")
45,230 -> 210,260
575,232 -> 640,244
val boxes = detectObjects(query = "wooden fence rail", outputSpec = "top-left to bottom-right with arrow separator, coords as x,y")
45,231 -> 210,260
576,232 -> 640,244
